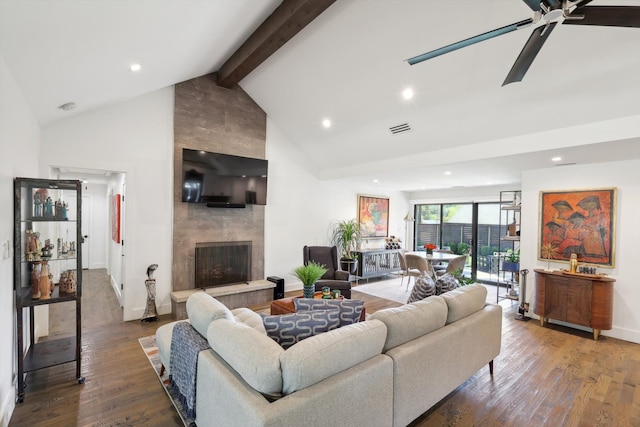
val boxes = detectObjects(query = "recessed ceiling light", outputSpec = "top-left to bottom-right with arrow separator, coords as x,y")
58,102 -> 76,111
551,156 -> 562,162
402,87 -> 414,100
130,63 -> 142,72
444,171 -> 452,175
322,118 -> 331,128
372,179 -> 379,183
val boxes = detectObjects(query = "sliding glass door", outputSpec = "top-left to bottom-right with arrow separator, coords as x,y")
413,202 -> 502,284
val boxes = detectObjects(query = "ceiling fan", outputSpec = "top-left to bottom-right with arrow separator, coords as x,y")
407,0 -> 640,86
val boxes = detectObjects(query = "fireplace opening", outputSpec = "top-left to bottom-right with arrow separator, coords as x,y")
195,241 -> 252,288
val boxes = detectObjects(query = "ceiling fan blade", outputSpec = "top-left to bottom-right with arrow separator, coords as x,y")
563,6 -> 640,28
502,21 -> 557,86
521,0 -> 542,12
407,18 -> 533,65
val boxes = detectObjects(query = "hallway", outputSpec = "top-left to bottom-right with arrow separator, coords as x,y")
48,268 -> 123,338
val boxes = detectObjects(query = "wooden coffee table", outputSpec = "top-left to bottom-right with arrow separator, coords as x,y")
270,292 -> 366,321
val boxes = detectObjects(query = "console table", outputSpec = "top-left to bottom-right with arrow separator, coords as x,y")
354,249 -> 400,280
533,269 -> 614,340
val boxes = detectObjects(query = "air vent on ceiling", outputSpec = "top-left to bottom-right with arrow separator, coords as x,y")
389,123 -> 411,135
555,162 -> 577,167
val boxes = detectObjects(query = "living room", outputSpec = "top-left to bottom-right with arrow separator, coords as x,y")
1,1 -> 639,425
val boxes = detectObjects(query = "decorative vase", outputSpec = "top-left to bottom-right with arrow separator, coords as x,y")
303,284 -> 315,298
39,260 -> 51,299
31,261 -> 41,299
426,249 -> 433,255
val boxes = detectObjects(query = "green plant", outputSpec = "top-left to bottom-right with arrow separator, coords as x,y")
506,249 -> 520,263
292,262 -> 328,286
452,268 -> 474,286
330,219 -> 361,259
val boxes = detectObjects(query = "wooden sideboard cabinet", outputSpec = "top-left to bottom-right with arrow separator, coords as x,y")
354,249 -> 400,280
533,269 -> 614,340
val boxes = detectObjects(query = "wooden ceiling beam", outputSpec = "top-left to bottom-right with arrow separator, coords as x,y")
216,0 -> 336,88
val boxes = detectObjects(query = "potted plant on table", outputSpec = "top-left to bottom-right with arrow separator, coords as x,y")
330,219 -> 361,274
293,262 -> 328,298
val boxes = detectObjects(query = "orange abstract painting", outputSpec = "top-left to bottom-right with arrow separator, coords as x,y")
539,188 -> 616,267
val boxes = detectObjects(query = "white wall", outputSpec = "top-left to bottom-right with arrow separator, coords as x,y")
0,54 -> 41,426
40,88 -> 174,321
521,159 -> 640,343
264,118 -> 410,291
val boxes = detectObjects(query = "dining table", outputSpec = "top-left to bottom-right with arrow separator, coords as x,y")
406,251 -> 461,273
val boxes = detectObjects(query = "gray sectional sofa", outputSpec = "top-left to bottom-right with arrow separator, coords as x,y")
156,284 -> 502,427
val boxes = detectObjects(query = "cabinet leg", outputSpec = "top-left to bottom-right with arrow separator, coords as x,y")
593,329 -> 601,340
539,316 -> 545,326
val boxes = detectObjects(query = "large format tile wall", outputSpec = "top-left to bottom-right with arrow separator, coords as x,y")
172,73 -> 267,292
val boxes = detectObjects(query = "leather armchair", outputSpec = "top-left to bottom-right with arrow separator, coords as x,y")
302,245 -> 352,298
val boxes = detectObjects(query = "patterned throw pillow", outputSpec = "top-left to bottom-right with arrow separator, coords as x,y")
261,310 -> 340,349
293,299 -> 365,327
436,273 -> 460,295
407,273 -> 436,303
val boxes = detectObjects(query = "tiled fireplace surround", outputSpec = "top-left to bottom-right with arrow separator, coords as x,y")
170,73 -> 274,318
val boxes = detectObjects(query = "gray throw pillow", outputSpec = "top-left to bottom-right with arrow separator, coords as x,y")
261,310 -> 340,349
293,298 -> 364,327
436,273 -> 460,295
407,273 -> 436,303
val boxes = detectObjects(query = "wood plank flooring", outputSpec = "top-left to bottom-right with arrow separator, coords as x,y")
9,272 -> 640,426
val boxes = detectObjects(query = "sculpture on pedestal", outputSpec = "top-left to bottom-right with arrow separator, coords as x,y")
141,264 -> 159,322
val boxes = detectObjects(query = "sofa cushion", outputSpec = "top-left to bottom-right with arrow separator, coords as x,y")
435,273 -> 460,295
293,298 -> 364,327
280,319 -> 387,395
262,310 -> 340,349
370,297 -> 448,352
207,319 -> 284,396
440,283 -> 488,324
186,292 -> 233,337
231,307 -> 266,334
406,274 -> 436,303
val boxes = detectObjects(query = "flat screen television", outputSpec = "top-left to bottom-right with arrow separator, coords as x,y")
182,148 -> 268,207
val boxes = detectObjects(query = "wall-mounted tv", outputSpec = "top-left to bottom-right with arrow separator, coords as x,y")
182,148 -> 268,208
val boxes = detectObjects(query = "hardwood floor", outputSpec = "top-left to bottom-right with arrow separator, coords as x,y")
9,272 -> 640,426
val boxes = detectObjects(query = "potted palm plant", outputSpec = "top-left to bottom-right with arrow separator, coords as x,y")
330,219 -> 361,274
293,262 -> 328,298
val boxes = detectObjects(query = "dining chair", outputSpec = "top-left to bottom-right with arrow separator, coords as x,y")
432,249 -> 453,273
436,255 -> 467,277
404,254 -> 430,291
397,251 -> 420,291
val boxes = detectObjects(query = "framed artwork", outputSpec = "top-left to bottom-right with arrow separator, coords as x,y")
111,193 -> 121,244
358,195 -> 389,238
539,188 -> 616,267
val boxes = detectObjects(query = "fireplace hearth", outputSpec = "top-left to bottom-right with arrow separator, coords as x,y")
195,241 -> 252,288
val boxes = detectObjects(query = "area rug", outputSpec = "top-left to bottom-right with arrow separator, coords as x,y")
353,277 -> 499,305
138,335 -> 196,427
352,277 -> 411,304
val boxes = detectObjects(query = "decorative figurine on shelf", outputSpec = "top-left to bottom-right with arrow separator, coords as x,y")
44,196 -> 54,218
141,264 -> 159,322
59,270 -> 76,294
33,192 -> 43,217
39,260 -> 52,299
569,253 -> 578,273
41,239 -> 54,259
31,261 -> 41,299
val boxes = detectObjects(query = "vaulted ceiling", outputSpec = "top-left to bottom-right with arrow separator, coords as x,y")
1,0 -> 638,191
